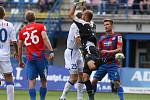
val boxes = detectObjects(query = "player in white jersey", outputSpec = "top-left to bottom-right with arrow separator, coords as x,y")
59,11 -> 84,100
0,6 -> 18,100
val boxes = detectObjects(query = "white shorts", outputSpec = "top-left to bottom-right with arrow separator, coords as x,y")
0,60 -> 13,74
64,48 -> 84,74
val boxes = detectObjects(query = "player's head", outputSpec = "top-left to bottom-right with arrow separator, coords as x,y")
82,10 -> 93,22
103,19 -> 113,32
25,10 -> 36,22
0,6 -> 5,19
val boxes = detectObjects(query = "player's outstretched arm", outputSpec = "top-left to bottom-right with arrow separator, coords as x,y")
41,31 -> 54,61
68,3 -> 76,19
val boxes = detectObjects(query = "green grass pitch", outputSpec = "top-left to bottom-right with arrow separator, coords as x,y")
0,89 -> 150,100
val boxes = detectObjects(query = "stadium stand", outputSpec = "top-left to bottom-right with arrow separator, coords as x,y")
2,0 -> 150,67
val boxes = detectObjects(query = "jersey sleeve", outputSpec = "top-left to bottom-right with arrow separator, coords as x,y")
18,30 -> 24,41
41,24 -> 46,32
73,24 -> 80,38
97,38 -> 102,51
10,24 -> 17,42
117,33 -> 123,46
73,17 -> 84,30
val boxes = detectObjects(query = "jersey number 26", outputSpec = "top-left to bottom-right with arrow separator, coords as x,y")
23,30 -> 39,46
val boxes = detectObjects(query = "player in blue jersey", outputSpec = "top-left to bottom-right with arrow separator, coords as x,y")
92,19 -> 124,100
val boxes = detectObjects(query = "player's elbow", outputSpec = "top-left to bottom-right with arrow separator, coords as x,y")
68,13 -> 73,19
118,48 -> 122,53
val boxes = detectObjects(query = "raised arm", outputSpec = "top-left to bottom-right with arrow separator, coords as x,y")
68,0 -> 85,19
68,4 -> 76,19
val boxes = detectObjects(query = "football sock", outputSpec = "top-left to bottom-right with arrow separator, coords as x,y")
84,80 -> 94,96
39,87 -> 47,100
92,83 -> 97,93
29,88 -> 36,100
6,82 -> 14,100
60,81 -> 74,99
77,81 -> 84,100
118,86 -> 124,100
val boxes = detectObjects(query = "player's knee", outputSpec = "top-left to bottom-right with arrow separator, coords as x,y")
4,73 -> 13,82
70,78 -> 78,83
41,78 -> 47,87
69,74 -> 78,83
82,73 -> 90,82
91,78 -> 98,86
116,80 -> 121,88
113,80 -> 121,90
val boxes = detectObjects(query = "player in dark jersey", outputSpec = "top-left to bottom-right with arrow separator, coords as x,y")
92,19 -> 124,100
68,2 -> 100,100
18,10 -> 54,100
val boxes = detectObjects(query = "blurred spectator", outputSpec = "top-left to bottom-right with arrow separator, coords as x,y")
0,0 -> 6,5
132,0 -> 150,14
48,0 -> 54,10
91,0 -> 99,13
97,0 -> 108,15
108,0 -> 119,14
139,0 -> 150,14
38,0 -> 54,12
97,0 -> 119,15
38,0 -> 45,12
148,0 -> 150,14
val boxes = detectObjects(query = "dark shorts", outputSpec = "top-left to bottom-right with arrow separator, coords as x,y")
93,64 -> 120,81
83,46 -> 101,75
26,57 -> 48,80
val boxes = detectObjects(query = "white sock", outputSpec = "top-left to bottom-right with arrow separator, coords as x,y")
7,85 -> 14,100
77,82 -> 84,100
60,81 -> 73,99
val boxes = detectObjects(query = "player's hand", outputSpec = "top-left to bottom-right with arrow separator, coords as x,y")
74,0 -> 86,6
48,52 -> 54,61
87,60 -> 97,71
19,61 -> 25,68
13,52 -> 19,60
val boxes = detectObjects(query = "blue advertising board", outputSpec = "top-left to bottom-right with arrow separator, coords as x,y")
121,68 -> 150,87
1,59 -> 150,94
0,59 -> 111,92
120,68 -> 150,94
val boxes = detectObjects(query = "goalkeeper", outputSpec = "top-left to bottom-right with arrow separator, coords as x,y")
68,0 -> 101,100
91,19 -> 125,100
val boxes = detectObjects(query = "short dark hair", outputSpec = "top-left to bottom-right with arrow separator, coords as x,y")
103,19 -> 113,25
25,10 -> 36,22
0,6 -> 5,19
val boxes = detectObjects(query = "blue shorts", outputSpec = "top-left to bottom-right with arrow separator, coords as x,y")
94,64 -> 120,81
26,58 -> 48,80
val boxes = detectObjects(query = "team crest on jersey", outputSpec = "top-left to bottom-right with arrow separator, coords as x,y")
118,36 -> 122,42
104,41 -> 112,46
112,37 -> 116,40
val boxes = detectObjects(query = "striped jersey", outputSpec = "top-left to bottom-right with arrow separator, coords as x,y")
98,33 -> 123,64
19,22 -> 47,60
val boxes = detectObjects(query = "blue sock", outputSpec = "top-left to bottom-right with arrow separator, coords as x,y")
93,84 -> 97,93
118,87 -> 124,100
40,87 -> 47,100
29,88 -> 36,100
